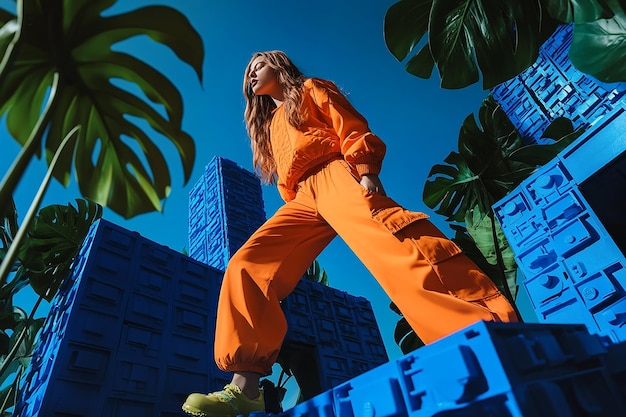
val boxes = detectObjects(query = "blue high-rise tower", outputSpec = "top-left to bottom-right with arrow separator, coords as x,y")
188,156 -> 266,269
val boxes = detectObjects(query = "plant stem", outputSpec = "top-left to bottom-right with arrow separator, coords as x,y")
0,125 -> 79,287
0,73 -> 60,212
488,211 -> 522,319
0,0 -> 23,89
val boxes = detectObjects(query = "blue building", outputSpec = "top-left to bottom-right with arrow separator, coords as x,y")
188,156 -> 266,269
491,24 -> 626,144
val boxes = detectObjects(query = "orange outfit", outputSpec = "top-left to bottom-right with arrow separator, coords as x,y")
214,79 -> 518,375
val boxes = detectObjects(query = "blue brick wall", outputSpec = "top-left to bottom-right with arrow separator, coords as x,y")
281,278 -> 388,396
15,219 -> 230,417
491,24 -> 626,144
494,108 -> 626,343
15,219 -> 388,416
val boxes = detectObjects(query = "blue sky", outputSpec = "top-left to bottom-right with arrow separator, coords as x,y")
2,0 -> 500,363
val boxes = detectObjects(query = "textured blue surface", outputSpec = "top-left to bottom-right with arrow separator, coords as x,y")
15,217 -> 387,416
494,107 -> 626,343
188,156 -> 266,270
491,24 -> 626,144
282,279 -> 388,394
277,321 -> 626,417
15,219 -> 230,417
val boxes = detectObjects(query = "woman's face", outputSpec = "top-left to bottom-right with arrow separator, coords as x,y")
248,56 -> 281,98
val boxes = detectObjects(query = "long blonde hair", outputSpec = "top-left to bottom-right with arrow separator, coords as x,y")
243,51 -> 307,184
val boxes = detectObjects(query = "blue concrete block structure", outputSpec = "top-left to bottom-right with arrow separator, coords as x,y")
494,107 -> 626,343
280,278 -> 388,398
15,218 -> 387,416
15,219 -> 230,417
275,321 -> 626,417
188,156 -> 266,270
491,24 -> 626,144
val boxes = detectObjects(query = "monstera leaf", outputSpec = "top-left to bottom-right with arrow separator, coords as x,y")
19,199 -> 102,301
568,1 -> 626,83
423,96 -> 535,221
0,0 -> 203,218
384,0 -> 560,89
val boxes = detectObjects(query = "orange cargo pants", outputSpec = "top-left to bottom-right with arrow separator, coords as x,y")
214,159 -> 518,374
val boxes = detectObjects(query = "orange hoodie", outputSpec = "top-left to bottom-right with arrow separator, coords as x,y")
270,78 -> 386,201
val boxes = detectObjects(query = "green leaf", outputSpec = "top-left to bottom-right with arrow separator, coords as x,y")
78,5 -> 204,82
384,0 -> 432,61
20,199 -> 102,301
0,0 -> 203,218
545,0 -> 615,23
384,0 -> 561,89
509,126 -> 586,165
15,317 -> 45,368
304,259 -> 329,285
569,3 -> 626,83
423,95 -> 540,221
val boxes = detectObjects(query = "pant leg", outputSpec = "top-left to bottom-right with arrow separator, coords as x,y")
214,192 -> 336,375
306,160 -> 518,345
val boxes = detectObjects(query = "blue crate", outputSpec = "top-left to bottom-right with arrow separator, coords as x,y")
188,156 -> 266,270
16,219 -> 226,417
280,278 -> 388,398
494,107 -> 626,342
491,24 -> 626,143
559,107 -> 626,184
275,322 -> 626,417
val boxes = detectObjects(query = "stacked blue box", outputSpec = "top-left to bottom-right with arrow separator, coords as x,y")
188,156 -> 266,270
16,219 -> 229,417
491,24 -> 626,143
274,321 -> 626,417
280,278 -> 388,396
493,107 -> 626,343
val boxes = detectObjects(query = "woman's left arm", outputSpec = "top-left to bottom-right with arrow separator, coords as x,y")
312,79 -> 387,178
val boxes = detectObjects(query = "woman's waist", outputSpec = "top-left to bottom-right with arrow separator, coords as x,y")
279,153 -> 343,190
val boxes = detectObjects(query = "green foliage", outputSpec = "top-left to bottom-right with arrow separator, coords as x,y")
0,198 -> 100,414
0,0 -> 204,218
566,1 -> 626,83
390,301 -> 424,354
422,96 -> 584,310
423,96 -> 584,222
19,199 -> 102,301
384,0 -> 626,89
303,259 -> 329,286
384,0 -> 559,89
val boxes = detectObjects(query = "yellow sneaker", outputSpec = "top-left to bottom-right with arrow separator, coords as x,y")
182,384 -> 265,417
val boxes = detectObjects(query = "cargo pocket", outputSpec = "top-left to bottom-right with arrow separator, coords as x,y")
371,206 -> 429,234
373,207 -> 500,302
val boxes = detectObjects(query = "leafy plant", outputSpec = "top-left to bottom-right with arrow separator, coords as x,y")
384,0 -> 626,89
0,198 -> 101,415
19,199 -> 103,301
303,259 -> 329,285
422,95 -> 584,301
0,0 -> 204,218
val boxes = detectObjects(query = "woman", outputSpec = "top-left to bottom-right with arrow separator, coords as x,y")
182,51 -> 518,417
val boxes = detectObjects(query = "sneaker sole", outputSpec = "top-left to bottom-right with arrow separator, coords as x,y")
181,403 -> 209,417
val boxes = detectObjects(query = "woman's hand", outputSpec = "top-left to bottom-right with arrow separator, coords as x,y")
360,174 -> 386,196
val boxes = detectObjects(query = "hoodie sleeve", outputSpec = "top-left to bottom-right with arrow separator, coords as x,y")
309,78 -> 386,176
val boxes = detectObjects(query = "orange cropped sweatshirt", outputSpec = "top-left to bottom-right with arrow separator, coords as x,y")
270,78 -> 387,201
